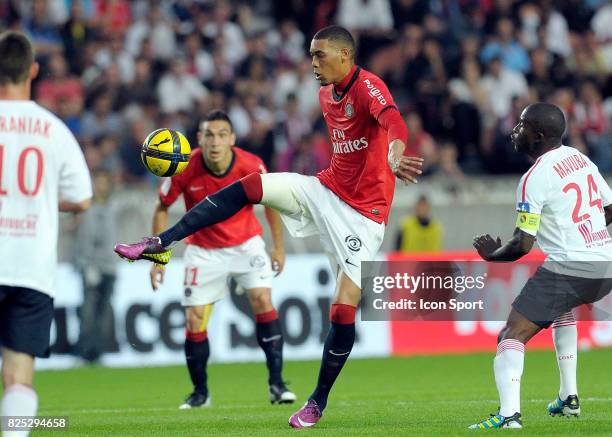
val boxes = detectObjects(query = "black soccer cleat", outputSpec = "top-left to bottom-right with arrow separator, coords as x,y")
269,382 -> 297,404
179,391 -> 211,409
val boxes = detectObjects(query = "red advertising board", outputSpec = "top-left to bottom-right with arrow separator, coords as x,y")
387,251 -> 612,355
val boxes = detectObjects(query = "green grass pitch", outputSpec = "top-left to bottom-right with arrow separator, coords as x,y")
33,349 -> 612,436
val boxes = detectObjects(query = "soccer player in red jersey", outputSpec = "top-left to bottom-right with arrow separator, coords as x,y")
115,26 -> 422,428
150,110 -> 295,408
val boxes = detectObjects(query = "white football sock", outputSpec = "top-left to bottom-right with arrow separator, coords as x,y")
1,384 -> 38,437
552,312 -> 578,400
494,339 -> 525,417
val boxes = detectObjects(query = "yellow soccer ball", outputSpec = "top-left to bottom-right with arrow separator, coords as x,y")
141,128 -> 191,177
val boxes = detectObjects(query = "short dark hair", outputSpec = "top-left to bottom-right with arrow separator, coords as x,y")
202,109 -> 233,132
524,103 -> 566,140
0,31 -> 34,85
313,25 -> 355,59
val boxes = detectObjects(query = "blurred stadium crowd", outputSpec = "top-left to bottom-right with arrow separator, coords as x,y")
5,0 -> 612,187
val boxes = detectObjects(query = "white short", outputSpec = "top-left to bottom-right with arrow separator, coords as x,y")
181,236 -> 273,306
261,173 -> 385,288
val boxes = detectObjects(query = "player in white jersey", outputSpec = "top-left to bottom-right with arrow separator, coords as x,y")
0,32 -> 92,437
469,103 -> 612,429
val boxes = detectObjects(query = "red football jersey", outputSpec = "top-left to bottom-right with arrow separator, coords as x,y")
159,147 -> 267,249
317,65 -> 397,224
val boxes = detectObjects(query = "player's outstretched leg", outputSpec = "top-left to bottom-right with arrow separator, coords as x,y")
254,308 -> 296,404
114,174 -> 263,262
288,303 -> 356,428
547,312 -> 580,417
180,305 -> 212,409
469,309 -> 541,430
289,273 -> 359,429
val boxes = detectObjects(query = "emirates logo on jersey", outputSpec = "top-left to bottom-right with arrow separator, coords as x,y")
331,128 -> 369,154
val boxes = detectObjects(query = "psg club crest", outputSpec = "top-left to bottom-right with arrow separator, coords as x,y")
345,102 -> 354,118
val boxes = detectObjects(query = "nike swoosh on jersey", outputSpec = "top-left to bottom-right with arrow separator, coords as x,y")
329,350 -> 350,356
262,334 -> 282,343
345,258 -> 358,267
189,186 -> 206,191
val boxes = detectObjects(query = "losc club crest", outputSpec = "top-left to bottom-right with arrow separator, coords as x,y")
345,235 -> 362,252
344,102 -> 354,118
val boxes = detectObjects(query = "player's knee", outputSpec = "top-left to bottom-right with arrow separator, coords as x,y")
498,321 -> 532,344
186,311 -> 204,333
2,365 -> 32,387
187,320 -> 203,333
332,272 -> 362,307
249,289 -> 273,314
259,173 -> 301,214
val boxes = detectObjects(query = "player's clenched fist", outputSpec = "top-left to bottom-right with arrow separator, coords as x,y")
473,234 -> 502,260
150,263 -> 165,291
392,156 -> 424,184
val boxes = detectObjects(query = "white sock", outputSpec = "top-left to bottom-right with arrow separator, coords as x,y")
1,384 -> 38,437
494,339 -> 525,417
552,312 -> 578,400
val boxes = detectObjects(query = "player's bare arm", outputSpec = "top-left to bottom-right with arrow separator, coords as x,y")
371,89 -> 423,184
264,206 -> 285,275
388,139 -> 423,184
473,228 -> 535,262
150,201 -> 169,290
605,204 -> 612,226
59,198 -> 91,213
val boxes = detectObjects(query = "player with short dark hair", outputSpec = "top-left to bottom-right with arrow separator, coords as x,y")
150,110 -> 295,408
312,25 -> 356,63
115,25 -> 422,428
0,31 -> 92,435
469,103 -> 612,429
203,109 -> 233,127
0,32 -> 35,85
